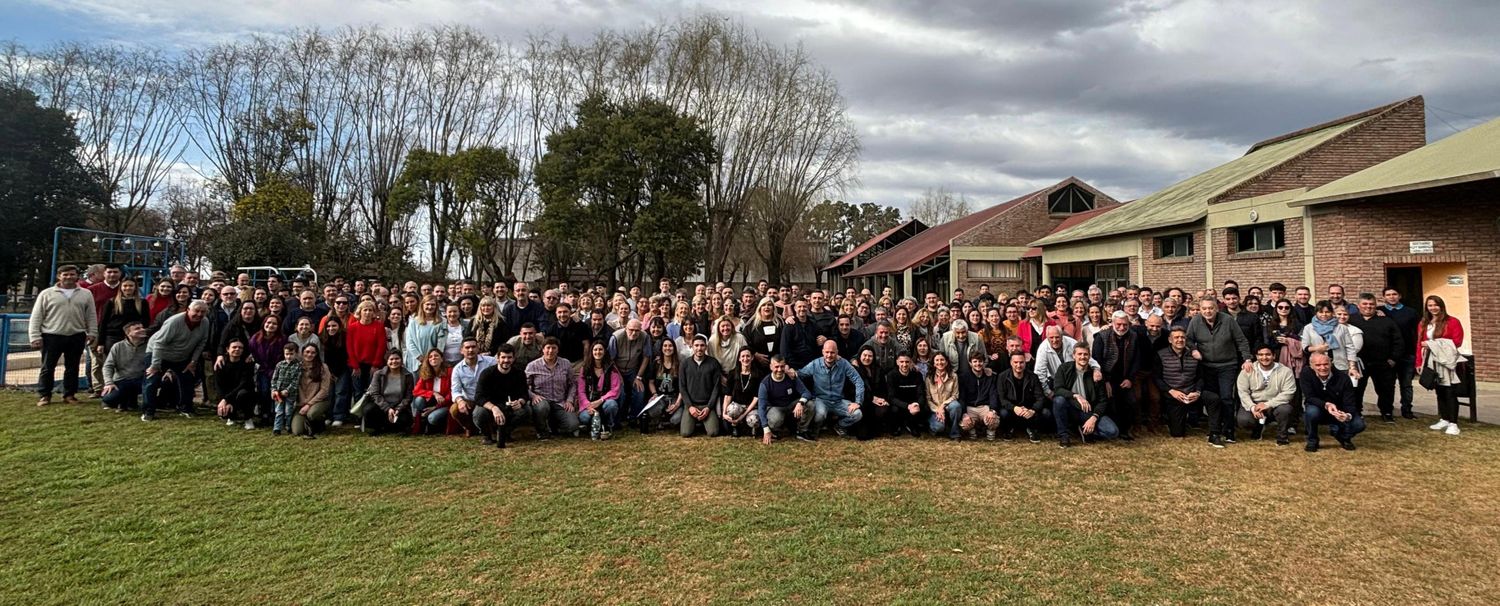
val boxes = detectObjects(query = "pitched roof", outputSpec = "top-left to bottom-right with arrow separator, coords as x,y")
1021,205 -> 1123,258
1032,97 -> 1420,247
822,219 -> 927,272
844,185 -> 1051,278
1291,115 -> 1500,207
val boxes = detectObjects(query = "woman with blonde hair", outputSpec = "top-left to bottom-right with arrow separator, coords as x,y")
402,295 -> 443,371
742,297 -> 783,365
471,296 -> 504,355
708,316 -> 749,371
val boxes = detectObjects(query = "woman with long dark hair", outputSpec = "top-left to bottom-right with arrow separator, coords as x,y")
1417,295 -> 1465,435
150,284 -> 193,332
289,343 -> 333,439
248,314 -> 287,424
722,347 -> 763,438
577,342 -> 621,440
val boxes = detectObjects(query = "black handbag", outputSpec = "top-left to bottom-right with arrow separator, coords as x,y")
1419,363 -> 1439,391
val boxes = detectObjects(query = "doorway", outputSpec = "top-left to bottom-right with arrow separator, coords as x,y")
1385,266 -> 1422,302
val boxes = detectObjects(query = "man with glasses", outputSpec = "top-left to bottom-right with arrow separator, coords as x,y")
320,296 -> 353,332
1380,287 -> 1420,418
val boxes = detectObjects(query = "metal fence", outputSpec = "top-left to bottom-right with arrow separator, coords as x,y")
1,313 -> 91,392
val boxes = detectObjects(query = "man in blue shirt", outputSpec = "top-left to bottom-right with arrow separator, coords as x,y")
755,355 -> 812,444
795,340 -> 864,441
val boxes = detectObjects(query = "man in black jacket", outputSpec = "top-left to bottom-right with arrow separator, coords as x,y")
1154,328 -> 1223,445
1053,343 -> 1120,447
1299,353 -> 1365,452
1350,293 -> 1405,424
1380,287 -> 1421,419
543,302 -> 591,364
997,352 -> 1050,443
956,353 -> 1000,441
884,353 -> 927,437
1222,287 -> 1264,352
780,300 -> 822,369
1092,311 -> 1142,441
474,344 -> 530,447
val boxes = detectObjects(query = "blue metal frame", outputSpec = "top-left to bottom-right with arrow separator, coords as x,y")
51,227 -> 183,291
0,314 -> 12,387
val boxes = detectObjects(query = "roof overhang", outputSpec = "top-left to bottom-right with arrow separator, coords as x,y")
1290,170 -> 1500,207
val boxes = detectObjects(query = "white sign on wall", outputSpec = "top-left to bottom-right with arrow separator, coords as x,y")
1409,240 -> 1434,254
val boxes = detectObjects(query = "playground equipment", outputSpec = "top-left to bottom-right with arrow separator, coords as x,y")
51,227 -> 183,291
237,265 -> 320,287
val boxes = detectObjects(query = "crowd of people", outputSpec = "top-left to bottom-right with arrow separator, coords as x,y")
27,261 -> 1468,452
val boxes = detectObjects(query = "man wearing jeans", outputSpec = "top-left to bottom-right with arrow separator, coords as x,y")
29,265 -> 97,406
796,340 -> 865,440
1052,343 -> 1119,447
524,337 -> 578,439
1299,353 -> 1366,452
142,301 -> 211,421
100,322 -> 149,411
1380,287 -> 1420,418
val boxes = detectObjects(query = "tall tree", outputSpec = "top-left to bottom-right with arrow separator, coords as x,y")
805,199 -> 904,253
0,85 -> 107,292
533,94 -> 717,288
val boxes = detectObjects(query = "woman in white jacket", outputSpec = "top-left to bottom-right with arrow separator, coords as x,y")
1301,302 -> 1359,378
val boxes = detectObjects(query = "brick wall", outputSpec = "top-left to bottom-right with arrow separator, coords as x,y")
1211,218 -> 1308,289
1140,229 -> 1208,291
952,185 -> 1121,249
956,259 -> 1027,299
1312,182 -> 1500,381
1217,98 -> 1426,203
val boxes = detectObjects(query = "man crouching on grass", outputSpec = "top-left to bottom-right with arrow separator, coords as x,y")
1052,343 -> 1119,448
754,355 -> 811,444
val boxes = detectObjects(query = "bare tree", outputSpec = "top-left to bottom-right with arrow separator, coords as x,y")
910,186 -> 972,226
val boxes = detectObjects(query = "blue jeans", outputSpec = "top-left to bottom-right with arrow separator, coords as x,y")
273,399 -> 294,432
1199,364 -> 1238,434
330,367 -> 353,423
101,377 -> 144,410
813,398 -> 863,433
579,398 -> 619,435
619,371 -> 644,428
1395,355 -> 1416,410
142,355 -> 196,416
412,396 -> 448,429
1052,395 -> 1120,440
1304,405 -> 1367,446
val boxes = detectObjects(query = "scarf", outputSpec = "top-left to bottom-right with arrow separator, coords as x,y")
1383,303 -> 1404,311
1311,316 -> 1340,349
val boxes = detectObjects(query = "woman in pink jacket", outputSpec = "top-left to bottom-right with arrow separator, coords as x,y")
577,341 -> 622,440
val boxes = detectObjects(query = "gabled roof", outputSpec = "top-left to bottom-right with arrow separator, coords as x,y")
822,219 -> 927,272
1022,205 -> 1123,258
1291,115 -> 1500,207
1033,96 -> 1422,247
845,183 -> 1056,278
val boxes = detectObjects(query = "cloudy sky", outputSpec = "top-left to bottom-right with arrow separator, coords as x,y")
5,0 -> 1500,212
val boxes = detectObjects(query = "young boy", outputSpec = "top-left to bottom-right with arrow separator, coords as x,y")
269,343 -> 303,436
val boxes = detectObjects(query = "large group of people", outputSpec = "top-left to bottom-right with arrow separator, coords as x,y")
28,261 -> 1468,453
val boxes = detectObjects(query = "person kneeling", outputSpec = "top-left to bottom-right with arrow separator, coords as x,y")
997,352 -> 1051,443
363,351 -> 415,436
1236,345 -> 1297,446
1052,343 -> 1119,448
753,356 -> 812,444
1154,327 -> 1224,447
1299,353 -> 1365,452
957,353 -> 1000,441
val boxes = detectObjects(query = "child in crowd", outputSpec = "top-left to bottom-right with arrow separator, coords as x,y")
269,343 -> 303,435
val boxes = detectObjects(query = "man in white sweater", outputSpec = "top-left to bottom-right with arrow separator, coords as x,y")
1235,344 -> 1298,445
28,265 -> 97,407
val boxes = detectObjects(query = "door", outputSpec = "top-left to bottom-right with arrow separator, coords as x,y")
1385,266 -> 1422,302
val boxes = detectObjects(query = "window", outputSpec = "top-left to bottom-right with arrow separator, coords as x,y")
1233,221 -> 1285,253
967,261 -> 1019,279
1157,234 -> 1193,258
1095,262 -> 1129,292
1047,184 -> 1096,214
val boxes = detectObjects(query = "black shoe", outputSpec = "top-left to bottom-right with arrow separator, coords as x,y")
537,431 -> 551,441
1305,442 -> 1319,452
1251,424 -> 1265,440
1001,430 -> 1015,441
1381,414 -> 1395,424
482,435 -> 496,446
1339,439 -> 1356,451
796,432 -> 817,442
178,411 -> 194,418
1222,433 -> 1237,444
1276,435 -> 1290,446
834,427 -> 848,438
140,413 -> 155,422
1058,435 -> 1073,448
302,433 -> 317,440
1026,429 -> 1040,444
1119,431 -> 1134,442
1208,434 -> 1225,449
1400,409 -> 1416,420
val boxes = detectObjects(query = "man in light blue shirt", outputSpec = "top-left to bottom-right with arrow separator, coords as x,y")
796,340 -> 864,440
441,338 -> 496,431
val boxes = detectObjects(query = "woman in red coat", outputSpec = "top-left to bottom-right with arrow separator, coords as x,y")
345,301 -> 388,395
411,349 -> 452,435
1415,295 -> 1465,433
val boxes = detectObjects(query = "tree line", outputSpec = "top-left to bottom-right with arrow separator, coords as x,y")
1,15 -> 886,289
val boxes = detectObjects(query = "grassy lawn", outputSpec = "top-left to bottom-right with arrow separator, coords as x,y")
1,389 -> 1497,605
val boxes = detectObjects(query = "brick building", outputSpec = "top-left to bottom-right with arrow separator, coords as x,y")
821,219 -> 926,294
1032,96 -> 1427,291
1291,114 -> 1500,380
841,178 -> 1118,299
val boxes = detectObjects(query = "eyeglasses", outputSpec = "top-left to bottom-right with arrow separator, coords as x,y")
1276,305 -> 1290,310
335,301 -> 350,306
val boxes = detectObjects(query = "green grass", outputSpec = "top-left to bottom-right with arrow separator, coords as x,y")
1,390 -> 1498,605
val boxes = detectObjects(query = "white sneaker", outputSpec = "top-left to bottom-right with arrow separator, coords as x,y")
243,419 -> 256,430
1429,419 -> 1452,430
225,418 -> 235,426
1444,423 -> 1461,436
331,420 -> 345,428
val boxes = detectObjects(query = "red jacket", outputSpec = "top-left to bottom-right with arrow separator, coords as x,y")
1415,316 -> 1465,370
88,281 -> 118,322
345,318 -> 387,369
413,366 -> 452,402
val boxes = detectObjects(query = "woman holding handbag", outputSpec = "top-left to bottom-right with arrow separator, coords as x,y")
1416,295 -> 1465,435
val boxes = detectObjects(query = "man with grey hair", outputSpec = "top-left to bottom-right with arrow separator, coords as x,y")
1186,297 -> 1253,442
940,319 -> 987,379
142,300 -> 212,421
1091,310 -> 1144,441
1034,325 -> 1100,398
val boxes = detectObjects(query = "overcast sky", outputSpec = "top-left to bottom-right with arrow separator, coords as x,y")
6,0 -> 1500,212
